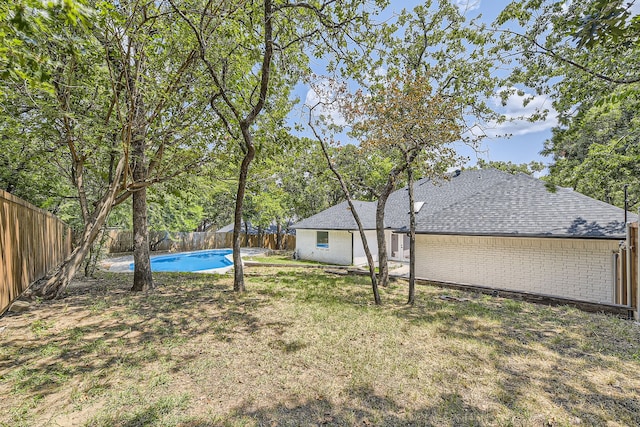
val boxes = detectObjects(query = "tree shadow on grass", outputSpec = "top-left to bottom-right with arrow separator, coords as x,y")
542,374 -> 640,426
390,284 -> 640,359
2,268 -> 640,426
248,267 -> 640,423
175,385 -> 491,426
388,288 -> 640,426
0,271 -> 270,403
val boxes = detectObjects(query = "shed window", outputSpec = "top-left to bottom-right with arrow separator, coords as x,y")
316,231 -> 329,248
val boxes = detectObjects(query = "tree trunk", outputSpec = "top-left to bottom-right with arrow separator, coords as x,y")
376,178 -> 395,288
39,242 -> 93,299
376,159 -> 414,288
84,225 -> 106,278
131,185 -> 153,291
35,157 -> 127,299
130,133 -> 153,292
276,221 -> 283,250
313,122 -> 380,304
129,58 -> 153,292
407,166 -> 416,305
233,141 -> 256,292
353,200 -> 381,305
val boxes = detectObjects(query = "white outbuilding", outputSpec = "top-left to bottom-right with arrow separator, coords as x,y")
292,169 -> 635,305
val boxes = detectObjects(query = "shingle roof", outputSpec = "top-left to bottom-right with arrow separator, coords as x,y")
412,170 -> 634,239
385,169 -> 506,229
291,200 -> 377,230
291,169 -> 635,239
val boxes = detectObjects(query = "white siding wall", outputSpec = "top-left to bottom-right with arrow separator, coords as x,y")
353,230 -> 379,265
415,235 -> 619,304
296,229 -> 353,265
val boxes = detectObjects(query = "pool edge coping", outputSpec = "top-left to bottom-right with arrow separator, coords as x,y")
101,248 -> 269,274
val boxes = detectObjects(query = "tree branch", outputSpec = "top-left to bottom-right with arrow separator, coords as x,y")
497,28 -> 640,84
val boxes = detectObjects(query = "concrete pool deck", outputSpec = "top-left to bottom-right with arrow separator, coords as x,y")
102,248 -> 270,273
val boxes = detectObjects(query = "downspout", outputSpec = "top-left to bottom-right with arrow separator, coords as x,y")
350,231 -> 354,265
626,222 -> 632,308
612,251 -> 618,304
637,207 -> 640,321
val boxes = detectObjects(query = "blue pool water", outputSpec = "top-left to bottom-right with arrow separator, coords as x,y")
129,249 -> 233,272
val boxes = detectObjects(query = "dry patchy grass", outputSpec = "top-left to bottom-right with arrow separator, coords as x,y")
1,268 -> 639,426
243,253 -> 326,266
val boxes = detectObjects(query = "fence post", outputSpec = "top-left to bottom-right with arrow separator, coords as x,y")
637,214 -> 640,321
627,222 -> 632,309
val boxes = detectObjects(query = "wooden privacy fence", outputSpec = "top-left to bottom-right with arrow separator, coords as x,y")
1,190 -> 72,314
106,230 -> 295,253
615,222 -> 639,318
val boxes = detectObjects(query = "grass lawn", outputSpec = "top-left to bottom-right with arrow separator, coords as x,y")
243,254 -> 325,266
1,267 -> 640,426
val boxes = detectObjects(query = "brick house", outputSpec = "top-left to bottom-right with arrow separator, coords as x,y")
292,169 -> 635,305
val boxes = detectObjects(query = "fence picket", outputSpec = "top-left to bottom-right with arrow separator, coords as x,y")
106,230 -> 295,253
1,190 -> 72,314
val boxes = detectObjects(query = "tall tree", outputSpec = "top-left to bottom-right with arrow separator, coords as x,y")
14,10 -> 131,298
3,0 -> 216,299
99,0 -> 208,292
1,0 -> 88,91
543,86 -> 640,209
171,0 -> 389,292
337,0 -> 503,290
494,0 -> 640,208
344,72 -> 461,291
308,108 -> 382,305
302,0 -> 495,296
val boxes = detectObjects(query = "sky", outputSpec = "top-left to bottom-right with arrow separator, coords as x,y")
288,0 -> 559,169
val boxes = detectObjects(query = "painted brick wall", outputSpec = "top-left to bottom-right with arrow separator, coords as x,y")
353,230 -> 378,265
296,229 -> 353,265
415,235 -> 620,304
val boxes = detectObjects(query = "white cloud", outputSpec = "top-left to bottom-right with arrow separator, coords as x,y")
304,79 -> 347,127
483,116 -> 557,138
481,88 -> 558,138
374,66 -> 387,77
454,0 -> 481,12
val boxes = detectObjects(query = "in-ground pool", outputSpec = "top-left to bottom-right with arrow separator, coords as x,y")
129,249 -> 233,273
